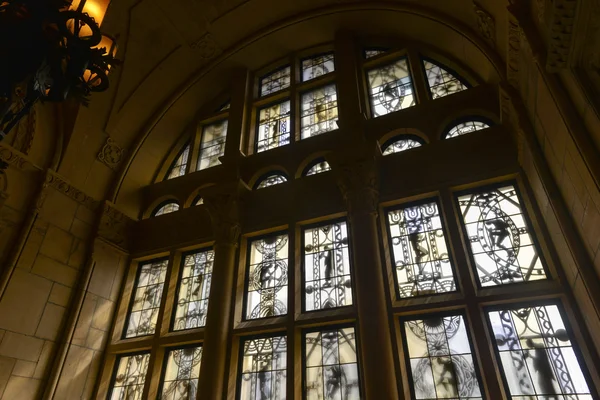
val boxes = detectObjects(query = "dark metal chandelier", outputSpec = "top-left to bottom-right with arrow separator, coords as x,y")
0,0 -> 118,142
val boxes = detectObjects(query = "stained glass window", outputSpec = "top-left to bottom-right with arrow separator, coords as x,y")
402,314 -> 483,400
197,120 -> 228,170
166,143 -> 190,180
304,326 -> 361,399
300,84 -> 339,139
245,234 -> 289,320
255,173 -> 288,189
109,353 -> 151,400
304,159 -> 331,176
153,202 -> 180,217
160,346 -> 202,400
260,66 -> 291,97
457,184 -> 547,287
382,136 -> 423,155
423,59 -> 468,99
303,221 -> 353,311
445,120 -> 490,139
387,200 -> 456,298
125,259 -> 169,338
301,53 -> 335,81
367,58 -> 415,117
488,304 -> 592,399
173,250 -> 213,331
364,48 -> 387,59
238,335 -> 287,400
256,101 -> 291,153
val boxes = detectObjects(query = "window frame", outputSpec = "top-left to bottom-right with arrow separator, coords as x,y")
298,82 -> 340,140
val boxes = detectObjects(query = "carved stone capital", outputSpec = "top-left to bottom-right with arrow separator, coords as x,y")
203,181 -> 248,246
97,201 -> 135,251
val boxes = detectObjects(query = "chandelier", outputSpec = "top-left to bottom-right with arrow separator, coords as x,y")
0,0 -> 119,142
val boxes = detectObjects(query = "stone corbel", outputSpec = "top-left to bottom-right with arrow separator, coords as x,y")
202,180 -> 249,246
96,201 -> 135,252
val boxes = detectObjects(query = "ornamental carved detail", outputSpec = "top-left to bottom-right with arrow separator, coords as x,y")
97,201 -> 135,250
97,137 -> 124,170
507,13 -> 523,88
190,33 -> 222,60
45,170 -> 100,211
473,2 -> 496,47
204,187 -> 245,246
0,144 -> 37,171
546,0 -> 579,72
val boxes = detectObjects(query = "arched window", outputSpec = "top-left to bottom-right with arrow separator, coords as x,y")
444,118 -> 491,139
152,201 -> 180,216
381,135 -> 424,155
422,59 -> 468,99
303,158 -> 331,176
255,172 -> 288,189
166,143 -> 190,180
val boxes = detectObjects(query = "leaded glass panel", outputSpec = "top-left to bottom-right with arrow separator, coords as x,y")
367,58 -> 415,117
364,48 -> 387,59
173,250 -> 214,331
301,53 -> 335,81
457,184 -> 547,287
256,101 -> 291,153
303,221 -> 353,311
245,234 -> 289,320
387,200 -> 456,297
260,66 -> 291,97
382,138 -> 422,155
125,259 -> 169,338
110,353 -> 150,400
160,346 -> 202,400
423,60 -> 468,99
305,160 -> 331,176
256,174 -> 287,189
445,121 -> 489,139
239,335 -> 287,400
197,120 -> 228,170
488,304 -> 592,399
154,202 -> 179,216
304,326 -> 361,399
166,143 -> 190,180
300,84 -> 338,139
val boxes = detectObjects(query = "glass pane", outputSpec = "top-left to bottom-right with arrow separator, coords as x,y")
387,201 -> 457,297
198,120 -> 228,170
260,66 -> 291,96
382,138 -> 422,155
300,84 -> 338,139
301,53 -> 335,81
219,101 -> 230,111
423,60 -> 468,99
303,221 -> 353,311
403,315 -> 483,400
109,353 -> 150,400
245,234 -> 289,319
154,202 -> 179,216
257,101 -> 291,153
364,48 -> 387,59
161,346 -> 202,400
173,250 -> 214,331
239,335 -> 287,400
304,326 -> 361,399
457,184 -> 547,287
166,144 -> 190,179
305,161 -> 331,176
445,120 -> 490,139
367,58 -> 415,117
125,259 -> 168,338
488,304 -> 592,399
256,174 -> 287,189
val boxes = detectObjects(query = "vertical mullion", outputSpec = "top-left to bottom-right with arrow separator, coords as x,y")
190,123 -> 203,173
406,48 -> 431,106
286,221 -> 297,399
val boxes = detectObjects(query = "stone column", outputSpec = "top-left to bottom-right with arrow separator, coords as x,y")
197,181 -> 246,400
328,145 -> 400,399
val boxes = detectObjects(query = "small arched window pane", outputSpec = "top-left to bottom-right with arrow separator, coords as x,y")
423,59 -> 468,99
198,120 -> 228,170
305,161 -> 331,176
367,58 -> 416,117
445,120 -> 490,139
256,174 -> 287,189
257,100 -> 291,153
301,53 -> 335,82
154,202 -> 180,216
300,84 -> 338,139
166,143 -> 190,180
194,197 -> 204,206
364,48 -> 388,59
382,138 -> 422,155
260,66 -> 291,96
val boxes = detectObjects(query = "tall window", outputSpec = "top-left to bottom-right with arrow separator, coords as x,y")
166,143 -> 190,179
160,346 -> 203,399
256,101 -> 291,153
198,120 -> 228,170
300,84 -> 339,139
238,335 -> 288,399
367,58 -> 415,117
109,353 -> 151,400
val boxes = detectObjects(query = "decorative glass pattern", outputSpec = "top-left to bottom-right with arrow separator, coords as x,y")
256,101 -> 291,153
125,259 -> 169,338
166,143 -> 190,180
402,314 -> 483,400
305,326 -> 361,399
245,234 -> 289,320
423,60 -> 468,99
110,353 -> 151,400
364,48 -> 387,58
488,304 -> 592,399
239,335 -> 287,400
198,120 -> 228,170
457,184 -> 546,287
382,137 -> 422,155
300,84 -> 339,139
160,346 -> 202,400
445,121 -> 490,139
387,201 -> 456,297
301,53 -> 335,81
154,202 -> 180,217
305,160 -> 331,176
303,221 -> 353,311
173,250 -> 214,331
260,66 -> 291,96
367,58 -> 415,117
256,174 -> 287,189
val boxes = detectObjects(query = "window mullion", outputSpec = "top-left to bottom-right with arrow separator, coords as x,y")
406,48 -> 431,105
